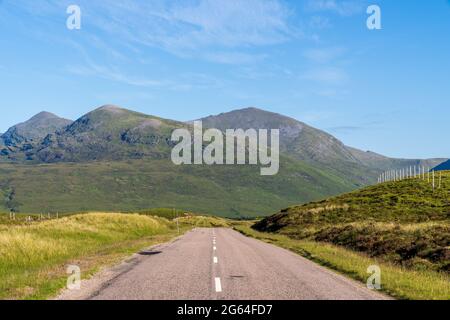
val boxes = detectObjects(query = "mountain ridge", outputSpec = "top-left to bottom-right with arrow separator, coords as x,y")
1,105 -> 446,173
0,105 -> 446,216
198,107 -> 446,184
1,111 -> 72,146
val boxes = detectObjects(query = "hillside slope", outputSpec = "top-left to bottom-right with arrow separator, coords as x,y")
0,157 -> 355,218
0,105 -> 446,216
20,105 -> 184,163
346,147 -> 445,172
1,112 -> 72,147
200,108 -> 446,186
254,171 -> 450,272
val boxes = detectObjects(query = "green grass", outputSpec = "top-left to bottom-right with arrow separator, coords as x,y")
234,223 -> 450,300
177,215 -> 230,228
254,171 -> 450,273
0,157 -> 355,218
0,212 -> 226,300
132,208 -> 196,220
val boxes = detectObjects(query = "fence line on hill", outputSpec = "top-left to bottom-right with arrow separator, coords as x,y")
377,165 -> 444,191
8,211 -> 61,221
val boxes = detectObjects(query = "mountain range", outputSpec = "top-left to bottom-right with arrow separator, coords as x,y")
0,105 -> 446,217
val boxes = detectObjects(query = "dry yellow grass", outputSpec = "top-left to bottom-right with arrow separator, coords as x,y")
0,212 -> 229,300
0,213 -> 173,299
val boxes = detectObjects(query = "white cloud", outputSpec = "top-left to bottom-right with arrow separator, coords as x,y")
302,67 -> 348,84
67,60 -> 224,91
303,47 -> 346,63
67,63 -> 168,88
204,52 -> 267,65
306,0 -> 364,16
169,0 -> 292,47
8,0 -> 297,65
308,15 -> 332,29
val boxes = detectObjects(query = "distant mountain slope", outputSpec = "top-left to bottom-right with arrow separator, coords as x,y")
31,105 -> 184,163
0,112 -> 72,161
0,105 -> 446,216
347,147 -> 446,171
1,111 -> 72,146
199,108 -> 446,186
0,157 -> 355,217
200,107 -> 358,164
0,105 -> 358,216
434,160 -> 450,171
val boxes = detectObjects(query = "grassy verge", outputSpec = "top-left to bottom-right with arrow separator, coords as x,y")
0,212 -> 213,300
254,172 -> 450,274
233,223 -> 450,300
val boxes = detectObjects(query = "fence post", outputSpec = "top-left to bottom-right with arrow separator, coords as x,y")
432,170 -> 435,190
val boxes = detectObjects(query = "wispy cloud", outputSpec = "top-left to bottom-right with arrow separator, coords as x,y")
327,125 -> 362,133
168,0 -> 293,47
328,119 -> 384,134
56,24 -> 226,91
314,88 -> 349,98
301,67 -> 348,84
308,15 -> 332,29
67,60 -> 224,92
305,0 -> 365,16
303,47 -> 346,63
10,0 -> 296,64
204,52 -> 267,65
301,46 -> 350,90
66,63 -> 169,88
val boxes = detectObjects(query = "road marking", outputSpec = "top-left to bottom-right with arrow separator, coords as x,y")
213,246 -> 217,250
213,256 -> 218,264
215,277 -> 222,292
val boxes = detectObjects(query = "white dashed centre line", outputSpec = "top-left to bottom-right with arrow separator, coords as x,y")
215,277 -> 222,292
213,256 -> 218,264
213,246 -> 217,250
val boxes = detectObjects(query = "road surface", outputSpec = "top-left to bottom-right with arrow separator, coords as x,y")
59,228 -> 388,300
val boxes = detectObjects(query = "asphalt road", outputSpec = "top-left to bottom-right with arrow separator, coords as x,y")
74,228 -> 387,300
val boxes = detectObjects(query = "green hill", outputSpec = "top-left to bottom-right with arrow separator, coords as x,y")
0,105 -> 446,217
22,105 -> 184,163
254,171 -> 450,273
1,112 -> 72,147
0,157 -> 354,218
200,108 -> 447,186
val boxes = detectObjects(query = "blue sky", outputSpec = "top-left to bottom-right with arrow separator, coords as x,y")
0,0 -> 449,159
